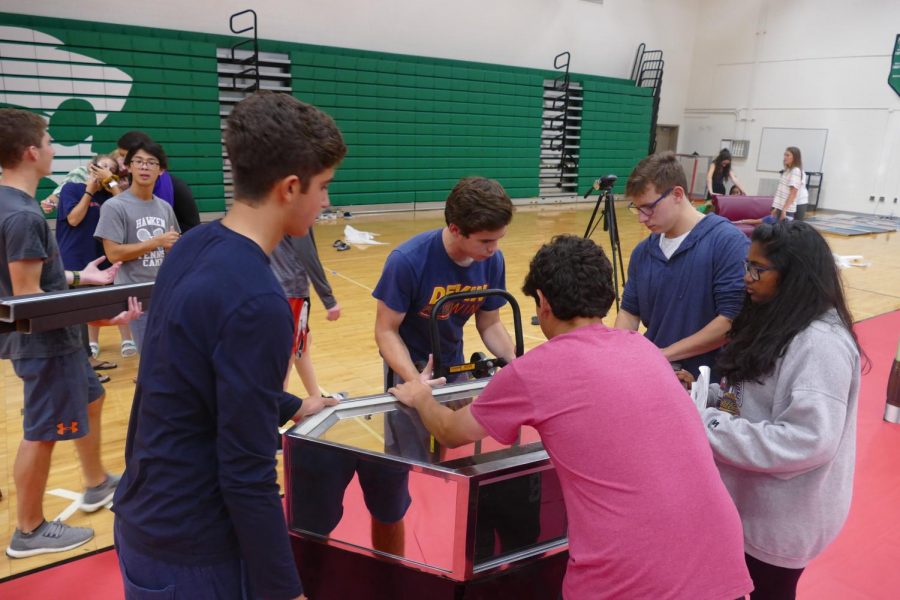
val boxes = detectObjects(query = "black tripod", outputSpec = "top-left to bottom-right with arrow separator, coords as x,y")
583,177 -> 626,311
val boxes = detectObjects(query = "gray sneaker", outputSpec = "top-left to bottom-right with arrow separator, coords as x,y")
81,473 -> 120,513
6,520 -> 94,558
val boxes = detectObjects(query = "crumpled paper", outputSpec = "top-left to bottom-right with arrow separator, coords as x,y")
833,254 -> 871,269
344,225 -> 387,245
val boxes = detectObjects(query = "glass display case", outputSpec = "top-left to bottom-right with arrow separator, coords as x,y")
284,378 -> 568,596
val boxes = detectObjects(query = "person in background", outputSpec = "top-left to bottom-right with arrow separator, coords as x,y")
686,221 -> 862,599
771,146 -> 805,221
114,131 -> 201,232
56,154 -> 137,363
0,108 -> 141,558
270,228 -> 341,399
706,148 -> 744,199
94,139 -> 180,354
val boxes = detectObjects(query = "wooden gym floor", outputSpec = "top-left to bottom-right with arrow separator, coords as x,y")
1,202 -> 898,579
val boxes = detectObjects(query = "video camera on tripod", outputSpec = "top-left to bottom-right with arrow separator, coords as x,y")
583,173 -> 626,311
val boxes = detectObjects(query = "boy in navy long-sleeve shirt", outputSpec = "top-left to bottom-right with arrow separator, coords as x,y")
616,152 -> 748,378
112,91 -> 346,600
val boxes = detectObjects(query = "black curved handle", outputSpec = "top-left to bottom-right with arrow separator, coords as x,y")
429,289 -> 524,378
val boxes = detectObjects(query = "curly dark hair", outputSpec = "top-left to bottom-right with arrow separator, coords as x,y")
444,177 -> 513,236
522,235 -> 614,320
224,91 -> 347,204
717,221 -> 865,383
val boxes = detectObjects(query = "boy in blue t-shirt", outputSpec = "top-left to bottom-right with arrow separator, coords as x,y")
373,177 -> 517,386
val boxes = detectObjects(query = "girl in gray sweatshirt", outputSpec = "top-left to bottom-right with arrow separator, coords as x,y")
698,221 -> 863,599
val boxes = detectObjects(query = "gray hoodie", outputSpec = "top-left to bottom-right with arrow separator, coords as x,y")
700,309 -> 860,569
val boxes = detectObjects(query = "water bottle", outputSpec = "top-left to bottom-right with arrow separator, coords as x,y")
885,338 -> 900,424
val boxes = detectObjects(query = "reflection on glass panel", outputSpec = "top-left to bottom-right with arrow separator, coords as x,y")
317,396 -> 543,467
473,468 -> 567,566
285,385 -> 564,579
288,441 -> 459,573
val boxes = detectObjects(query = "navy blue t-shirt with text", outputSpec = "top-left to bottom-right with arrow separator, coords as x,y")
373,228 -> 507,366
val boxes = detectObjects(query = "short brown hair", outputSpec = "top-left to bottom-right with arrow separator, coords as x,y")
624,151 -> 687,199
0,109 -> 47,169
444,177 -> 513,236
224,91 -> 347,204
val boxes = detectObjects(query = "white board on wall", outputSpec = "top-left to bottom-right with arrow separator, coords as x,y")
757,128 -> 828,172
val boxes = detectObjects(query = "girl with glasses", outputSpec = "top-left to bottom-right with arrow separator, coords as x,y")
685,220 -> 864,599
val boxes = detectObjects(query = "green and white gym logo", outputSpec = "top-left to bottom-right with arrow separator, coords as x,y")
0,26 -> 133,186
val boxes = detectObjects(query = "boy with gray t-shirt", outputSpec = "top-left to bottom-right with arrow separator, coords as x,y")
95,141 -> 180,352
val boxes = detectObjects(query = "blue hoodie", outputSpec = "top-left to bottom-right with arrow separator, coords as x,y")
621,214 -> 749,377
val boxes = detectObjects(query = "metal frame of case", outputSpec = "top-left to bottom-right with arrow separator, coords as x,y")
285,378 -> 568,582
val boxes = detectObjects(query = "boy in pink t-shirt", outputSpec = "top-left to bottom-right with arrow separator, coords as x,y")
390,235 -> 751,600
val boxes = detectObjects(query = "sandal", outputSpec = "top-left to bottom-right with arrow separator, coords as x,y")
89,342 -> 100,359
91,358 -> 118,371
97,373 -> 111,384
121,340 -> 137,357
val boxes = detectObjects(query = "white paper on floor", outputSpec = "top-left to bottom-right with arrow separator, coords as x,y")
344,225 -> 387,245
833,254 -> 871,269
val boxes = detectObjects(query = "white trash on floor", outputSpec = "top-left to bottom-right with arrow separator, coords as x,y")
344,225 -> 387,245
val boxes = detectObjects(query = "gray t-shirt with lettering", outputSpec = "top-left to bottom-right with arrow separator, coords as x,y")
94,190 -> 179,284
0,185 -> 82,359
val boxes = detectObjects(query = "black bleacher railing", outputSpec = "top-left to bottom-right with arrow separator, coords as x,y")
631,44 -> 664,155
549,51 -> 578,188
229,9 -> 261,93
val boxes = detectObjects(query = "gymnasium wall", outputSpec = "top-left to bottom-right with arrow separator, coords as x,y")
681,0 -> 900,214
0,11 -> 652,209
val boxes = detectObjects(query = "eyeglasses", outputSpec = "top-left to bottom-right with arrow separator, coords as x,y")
130,158 -> 160,169
744,260 -> 774,281
627,187 -> 674,216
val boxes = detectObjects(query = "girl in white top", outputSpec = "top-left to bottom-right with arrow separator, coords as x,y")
771,147 -> 805,221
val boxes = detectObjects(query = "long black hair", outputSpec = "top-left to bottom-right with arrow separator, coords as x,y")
717,221 -> 865,384
713,149 -> 732,180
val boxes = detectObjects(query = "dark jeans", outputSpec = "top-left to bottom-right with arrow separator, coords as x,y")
746,553 -> 805,600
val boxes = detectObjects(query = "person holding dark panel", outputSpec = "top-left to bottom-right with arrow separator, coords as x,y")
112,91 -> 344,599
0,109 -> 140,558
615,151 -> 749,378
389,235 -> 752,600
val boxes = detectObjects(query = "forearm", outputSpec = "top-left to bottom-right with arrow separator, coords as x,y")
414,396 -> 470,448
477,320 -> 516,363
103,239 -> 158,263
614,308 -> 641,331
783,188 -> 798,212
661,315 -> 732,362
66,194 -> 92,226
375,327 -> 420,383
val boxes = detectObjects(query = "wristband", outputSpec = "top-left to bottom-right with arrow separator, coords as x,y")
72,271 -> 80,286
83,191 -> 93,198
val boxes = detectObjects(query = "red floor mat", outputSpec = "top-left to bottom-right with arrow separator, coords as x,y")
3,311 -> 899,599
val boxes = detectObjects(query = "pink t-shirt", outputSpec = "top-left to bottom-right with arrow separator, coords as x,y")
471,324 -> 752,600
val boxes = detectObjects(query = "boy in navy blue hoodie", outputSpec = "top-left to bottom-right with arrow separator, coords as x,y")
112,92 -> 346,600
615,151 -> 748,378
